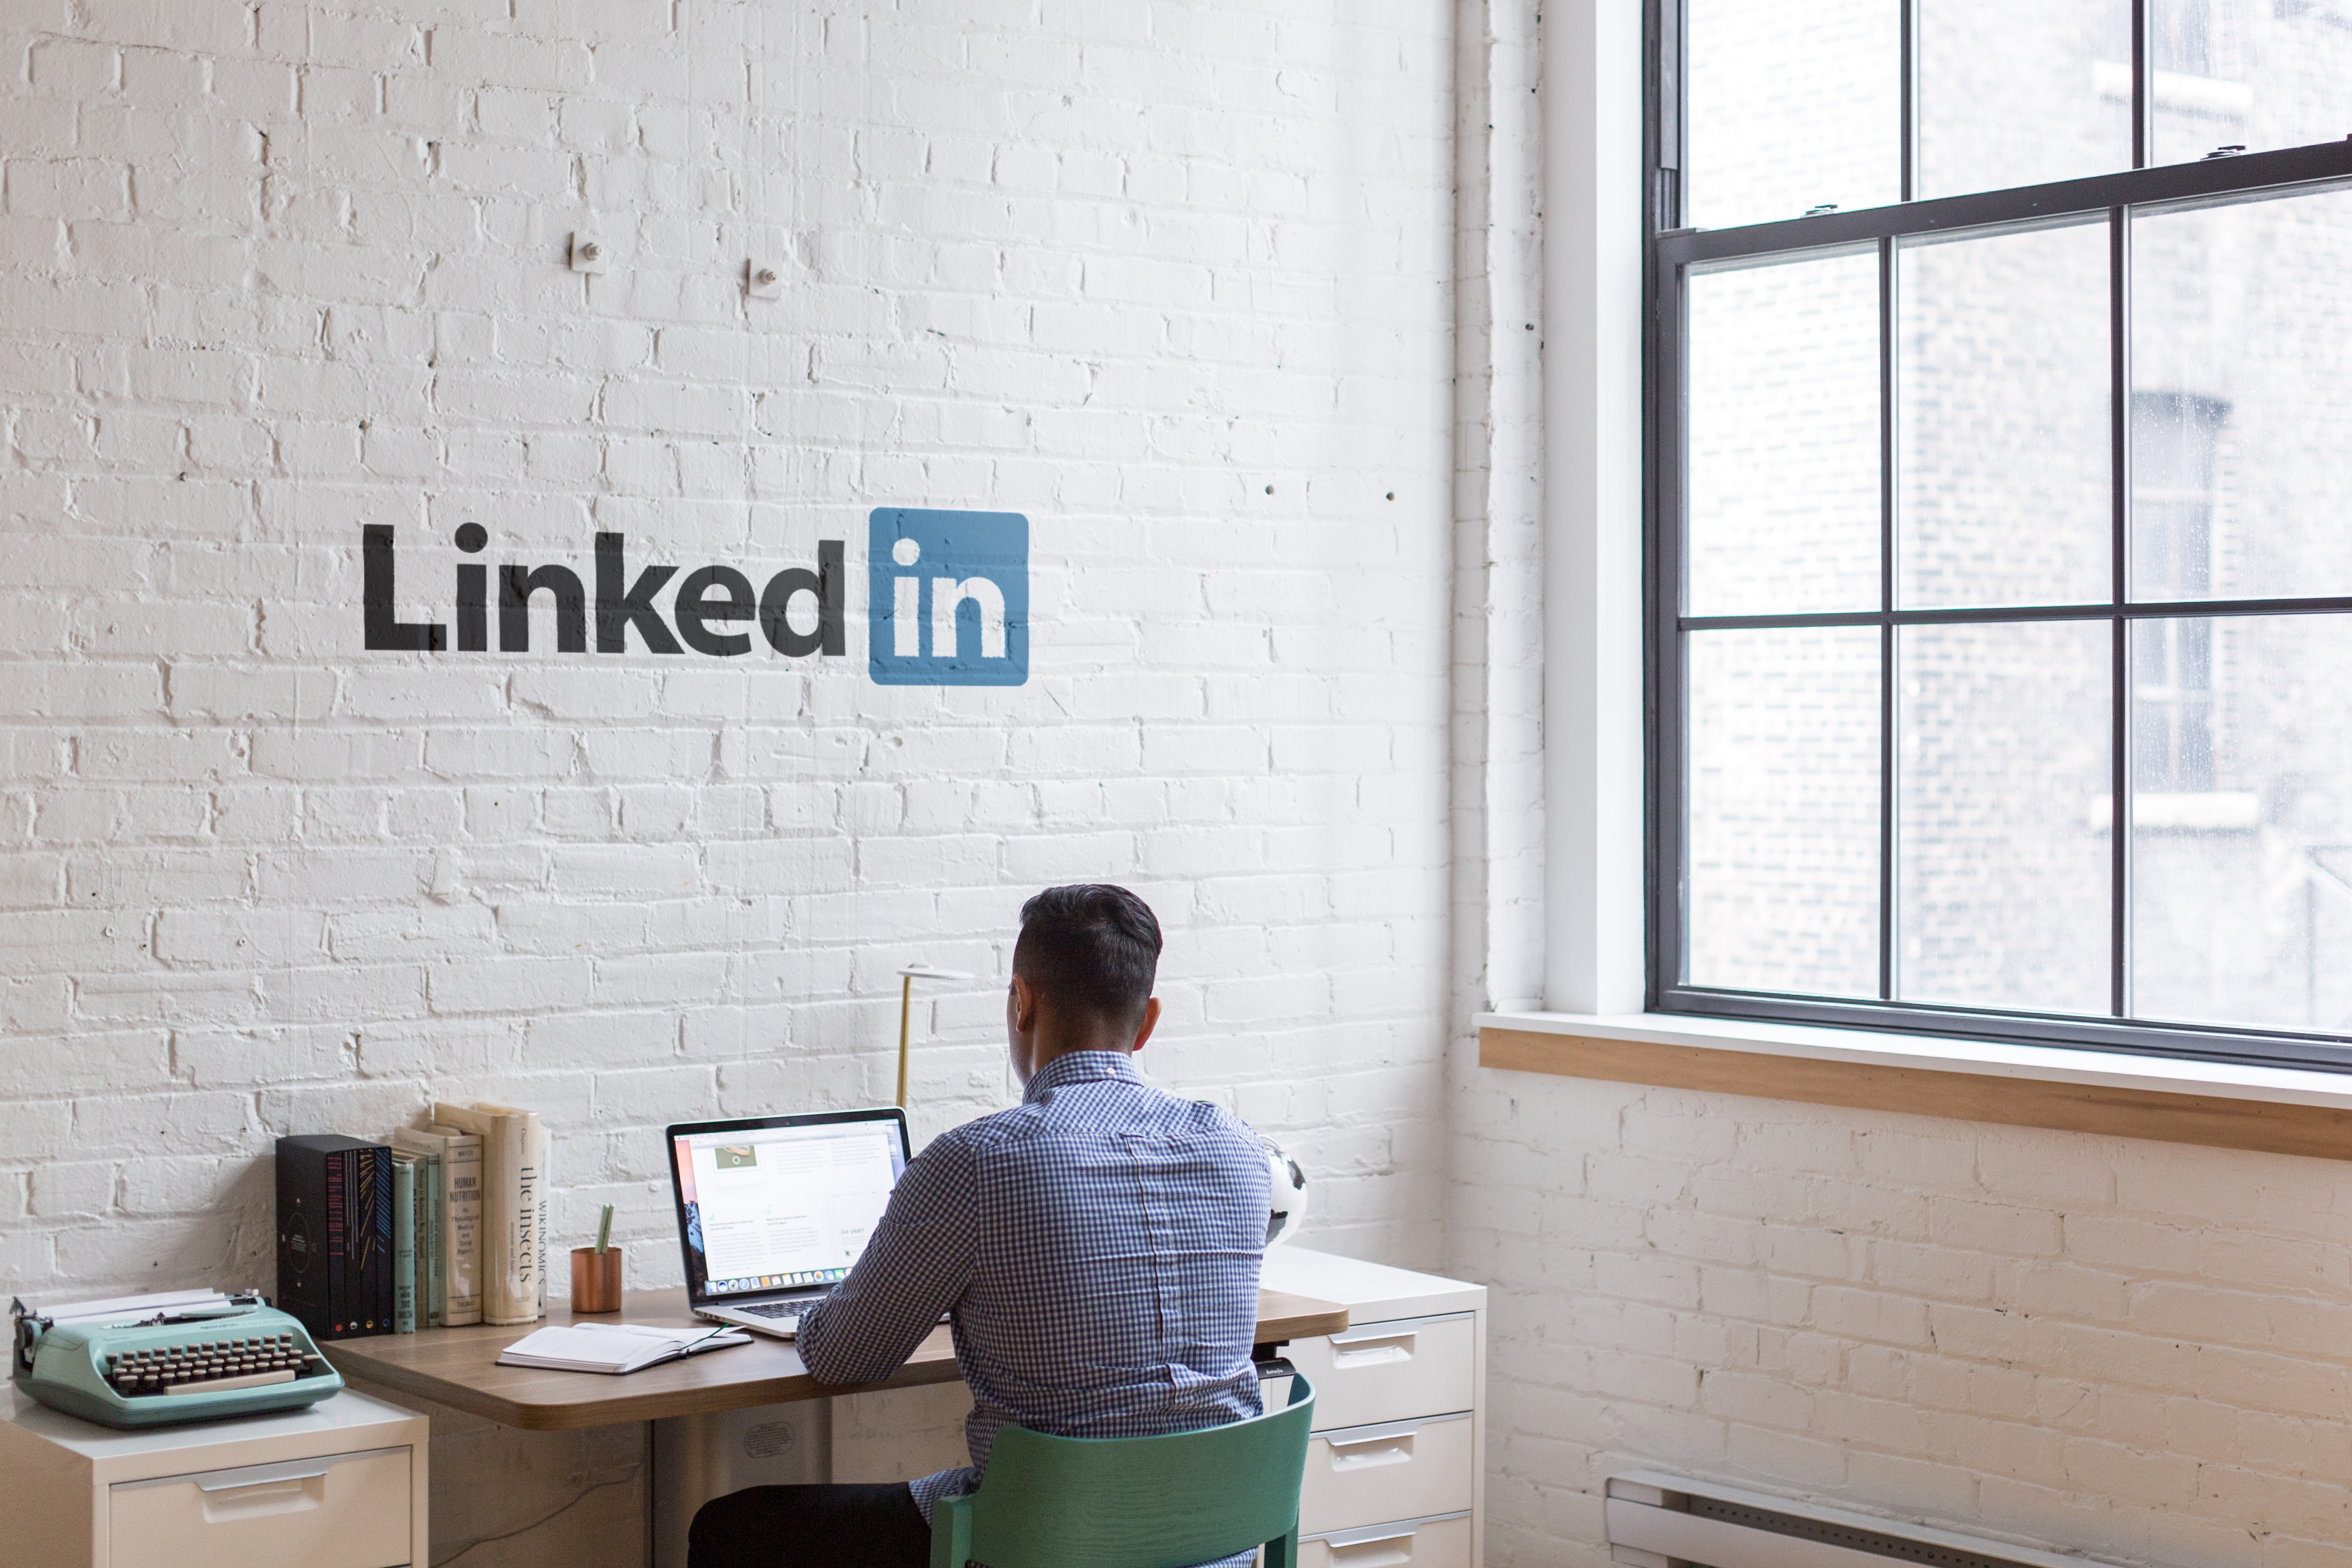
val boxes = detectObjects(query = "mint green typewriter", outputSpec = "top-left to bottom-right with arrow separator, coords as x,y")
10,1289 -> 344,1429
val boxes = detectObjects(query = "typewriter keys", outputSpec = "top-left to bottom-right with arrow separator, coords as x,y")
105,1332 -> 308,1397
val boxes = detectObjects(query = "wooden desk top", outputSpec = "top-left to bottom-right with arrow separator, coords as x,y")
323,1286 -> 1349,1432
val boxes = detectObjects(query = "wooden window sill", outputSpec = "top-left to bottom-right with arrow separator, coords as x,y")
1476,1011 -> 2352,1161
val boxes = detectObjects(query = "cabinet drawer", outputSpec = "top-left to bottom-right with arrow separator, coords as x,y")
1286,1313 -> 1475,1431
110,1446 -> 411,1568
1301,1512 -> 1472,1568
1299,1413 -> 1474,1534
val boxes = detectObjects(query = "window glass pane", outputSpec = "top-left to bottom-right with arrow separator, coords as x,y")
2150,0 -> 2352,167
1687,0 -> 1900,230
1686,628 -> 1882,997
2131,188 -> 2352,601
1687,254 -> 1882,617
2131,614 -> 2352,1032
1896,621 -> 2113,1015
1917,0 -> 2131,200
1899,221 -> 2112,608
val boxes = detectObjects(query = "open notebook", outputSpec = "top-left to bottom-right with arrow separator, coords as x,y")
495,1321 -> 750,1374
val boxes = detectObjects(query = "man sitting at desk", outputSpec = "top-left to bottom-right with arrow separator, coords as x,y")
689,883 -> 1273,1568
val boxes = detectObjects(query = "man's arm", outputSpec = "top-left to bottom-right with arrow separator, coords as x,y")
796,1131 -> 978,1384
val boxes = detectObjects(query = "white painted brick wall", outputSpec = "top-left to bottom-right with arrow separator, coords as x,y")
1450,0 -> 1543,1020
1450,1064 -> 2352,1568
0,1 -> 1453,1559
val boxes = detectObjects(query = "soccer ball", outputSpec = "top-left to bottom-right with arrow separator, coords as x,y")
1262,1136 -> 1309,1248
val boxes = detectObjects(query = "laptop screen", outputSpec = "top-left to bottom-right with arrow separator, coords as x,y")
670,1113 -> 910,1302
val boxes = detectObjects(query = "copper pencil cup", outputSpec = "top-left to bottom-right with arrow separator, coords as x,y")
571,1247 -> 624,1313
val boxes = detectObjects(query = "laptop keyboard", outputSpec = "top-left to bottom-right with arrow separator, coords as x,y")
739,1302 -> 803,1320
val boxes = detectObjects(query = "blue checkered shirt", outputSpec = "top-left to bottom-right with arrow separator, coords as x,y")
797,1050 -> 1270,1565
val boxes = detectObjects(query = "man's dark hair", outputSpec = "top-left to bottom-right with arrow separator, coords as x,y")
1013,884 -> 1163,1029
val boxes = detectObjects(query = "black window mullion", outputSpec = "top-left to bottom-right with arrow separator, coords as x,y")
1651,248 -> 1688,1004
2131,0 -> 2151,169
1879,235 -> 1899,1002
2110,205 -> 2134,1019
1645,0 -> 1688,1011
1661,141 -> 2352,269
1668,0 -> 1687,227
1655,986 -> 2352,1071
1899,0 -> 1917,203
1681,593 -> 2352,632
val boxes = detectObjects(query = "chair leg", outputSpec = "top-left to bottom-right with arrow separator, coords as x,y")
1265,1524 -> 1298,1568
928,1495 -> 974,1568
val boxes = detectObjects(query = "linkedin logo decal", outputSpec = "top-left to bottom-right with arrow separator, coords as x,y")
357,507 -> 1029,689
867,507 -> 1029,687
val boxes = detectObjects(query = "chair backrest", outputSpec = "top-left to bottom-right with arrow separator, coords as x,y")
946,1372 -> 1316,1568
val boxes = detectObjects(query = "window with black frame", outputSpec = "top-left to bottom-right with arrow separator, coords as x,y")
1649,0 -> 2352,1067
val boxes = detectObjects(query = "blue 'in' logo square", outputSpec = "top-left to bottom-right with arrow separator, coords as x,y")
867,507 -> 1029,686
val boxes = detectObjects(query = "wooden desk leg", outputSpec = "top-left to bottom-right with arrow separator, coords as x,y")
650,1399 -> 834,1568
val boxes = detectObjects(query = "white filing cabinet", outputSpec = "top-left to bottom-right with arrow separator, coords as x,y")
0,1386 -> 428,1568
1260,1247 -> 1486,1568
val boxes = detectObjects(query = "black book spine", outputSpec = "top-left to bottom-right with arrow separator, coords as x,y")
327,1146 -> 349,1337
360,1144 -> 393,1336
277,1137 -> 395,1340
274,1137 -> 330,1340
379,1146 -> 396,1331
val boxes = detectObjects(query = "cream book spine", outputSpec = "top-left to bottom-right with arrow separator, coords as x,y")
434,1100 -> 548,1325
489,1103 -> 550,1323
439,1129 -> 483,1326
419,1149 -> 444,1329
395,1125 -> 482,1326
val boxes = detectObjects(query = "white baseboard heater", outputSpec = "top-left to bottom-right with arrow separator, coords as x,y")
1607,1472 -> 2104,1568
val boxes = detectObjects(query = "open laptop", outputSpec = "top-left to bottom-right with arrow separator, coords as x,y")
666,1108 -> 912,1340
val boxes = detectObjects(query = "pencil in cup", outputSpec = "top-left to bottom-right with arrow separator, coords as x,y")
573,1206 -> 622,1312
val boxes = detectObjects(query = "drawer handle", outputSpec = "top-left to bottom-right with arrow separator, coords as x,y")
198,1461 -> 333,1492
1330,1330 -> 1416,1368
1325,1431 -> 1416,1471
200,1477 -> 328,1524
1330,1326 -> 1418,1349
1329,1529 -> 1418,1568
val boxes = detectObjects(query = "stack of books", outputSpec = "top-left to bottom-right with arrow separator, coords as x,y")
274,1098 -> 549,1341
275,1134 -> 395,1340
386,1122 -> 482,1329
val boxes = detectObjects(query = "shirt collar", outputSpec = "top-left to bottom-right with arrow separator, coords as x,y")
1021,1049 -> 1145,1103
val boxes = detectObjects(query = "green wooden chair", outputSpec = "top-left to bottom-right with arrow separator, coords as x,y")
928,1372 -> 1317,1568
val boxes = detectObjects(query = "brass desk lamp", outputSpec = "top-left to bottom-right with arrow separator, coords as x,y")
895,963 -> 975,1107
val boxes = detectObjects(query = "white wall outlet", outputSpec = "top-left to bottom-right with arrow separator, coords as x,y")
745,259 -> 784,299
569,231 -> 609,274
